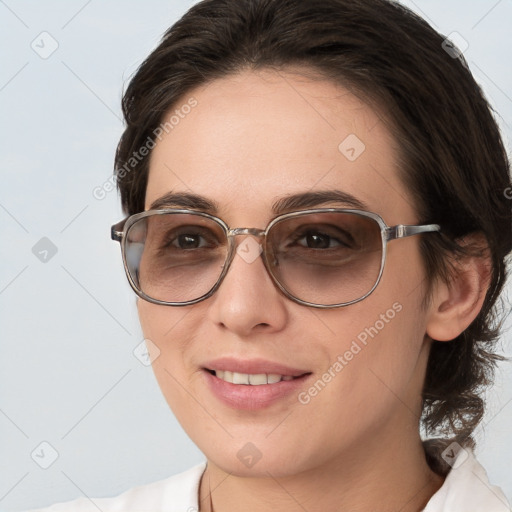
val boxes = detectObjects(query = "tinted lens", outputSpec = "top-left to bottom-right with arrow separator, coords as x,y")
266,212 -> 383,305
123,211 -> 384,306
124,213 -> 228,303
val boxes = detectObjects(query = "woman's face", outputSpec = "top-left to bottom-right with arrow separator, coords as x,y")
138,68 -> 433,477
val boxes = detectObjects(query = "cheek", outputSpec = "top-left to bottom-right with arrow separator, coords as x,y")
362,242 -> 429,373
311,244 -> 429,417
137,300 -> 195,398
137,302 -> 221,445
304,301 -> 427,448
137,299 -> 193,350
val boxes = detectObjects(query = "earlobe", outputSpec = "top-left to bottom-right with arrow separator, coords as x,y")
425,235 -> 491,342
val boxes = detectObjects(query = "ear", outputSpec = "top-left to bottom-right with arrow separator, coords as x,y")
426,233 -> 492,342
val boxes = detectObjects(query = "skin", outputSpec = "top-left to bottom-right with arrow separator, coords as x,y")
137,68 -> 490,512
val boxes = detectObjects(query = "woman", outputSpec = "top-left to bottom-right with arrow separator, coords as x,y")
30,0 -> 511,510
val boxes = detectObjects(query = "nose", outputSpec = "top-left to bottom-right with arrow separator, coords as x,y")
205,234 -> 288,337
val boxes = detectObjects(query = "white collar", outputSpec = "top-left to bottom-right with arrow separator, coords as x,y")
185,450 -> 510,512
422,448 -> 510,511
45,452 -> 508,511
182,450 -> 510,512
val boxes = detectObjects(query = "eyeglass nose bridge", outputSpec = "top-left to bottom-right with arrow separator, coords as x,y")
226,227 -> 271,263
227,227 -> 266,238
226,227 -> 268,262
221,226 -> 279,290
225,226 -> 279,268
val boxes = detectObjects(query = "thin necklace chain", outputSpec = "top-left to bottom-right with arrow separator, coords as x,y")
202,464 -> 213,512
209,468 -> 213,512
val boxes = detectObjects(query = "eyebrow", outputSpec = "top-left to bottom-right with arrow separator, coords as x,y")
149,189 -> 369,215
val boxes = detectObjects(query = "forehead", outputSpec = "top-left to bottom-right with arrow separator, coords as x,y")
146,68 -> 416,225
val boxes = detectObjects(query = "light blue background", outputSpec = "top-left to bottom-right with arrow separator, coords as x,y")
1,1 -> 511,509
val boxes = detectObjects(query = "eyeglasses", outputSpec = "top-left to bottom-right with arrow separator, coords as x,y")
111,208 -> 440,308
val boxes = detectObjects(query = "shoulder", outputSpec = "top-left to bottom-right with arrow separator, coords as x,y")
423,448 -> 510,512
26,462 -> 207,512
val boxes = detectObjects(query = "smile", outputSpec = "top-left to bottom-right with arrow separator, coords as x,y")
209,369 -> 298,385
202,365 -> 312,410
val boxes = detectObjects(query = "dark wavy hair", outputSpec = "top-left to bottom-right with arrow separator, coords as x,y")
114,0 -> 512,474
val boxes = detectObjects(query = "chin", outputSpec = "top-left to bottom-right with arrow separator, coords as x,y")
198,433 -> 317,478
211,452 -> 302,478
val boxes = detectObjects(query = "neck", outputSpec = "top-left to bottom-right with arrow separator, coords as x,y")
199,433 -> 444,512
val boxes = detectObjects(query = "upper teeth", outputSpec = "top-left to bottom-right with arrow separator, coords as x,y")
215,370 -> 294,385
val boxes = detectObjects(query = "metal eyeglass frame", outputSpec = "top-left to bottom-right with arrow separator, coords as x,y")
111,208 -> 441,309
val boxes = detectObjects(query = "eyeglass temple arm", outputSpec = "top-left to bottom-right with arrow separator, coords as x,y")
111,218 -> 127,242
385,223 -> 440,241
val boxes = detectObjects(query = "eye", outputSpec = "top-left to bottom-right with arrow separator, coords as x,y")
162,226 -> 221,250
296,230 -> 344,249
288,225 -> 355,250
173,232 -> 209,249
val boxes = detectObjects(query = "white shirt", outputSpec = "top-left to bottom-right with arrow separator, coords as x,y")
27,449 -> 510,512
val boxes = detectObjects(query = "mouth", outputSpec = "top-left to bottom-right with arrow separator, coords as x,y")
205,368 -> 309,385
201,360 -> 313,410
201,356 -> 313,411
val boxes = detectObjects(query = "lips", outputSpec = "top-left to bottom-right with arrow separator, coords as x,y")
202,357 -> 310,380
210,369 -> 296,385
201,357 -> 312,409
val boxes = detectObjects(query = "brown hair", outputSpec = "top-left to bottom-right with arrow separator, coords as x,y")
114,0 -> 512,472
